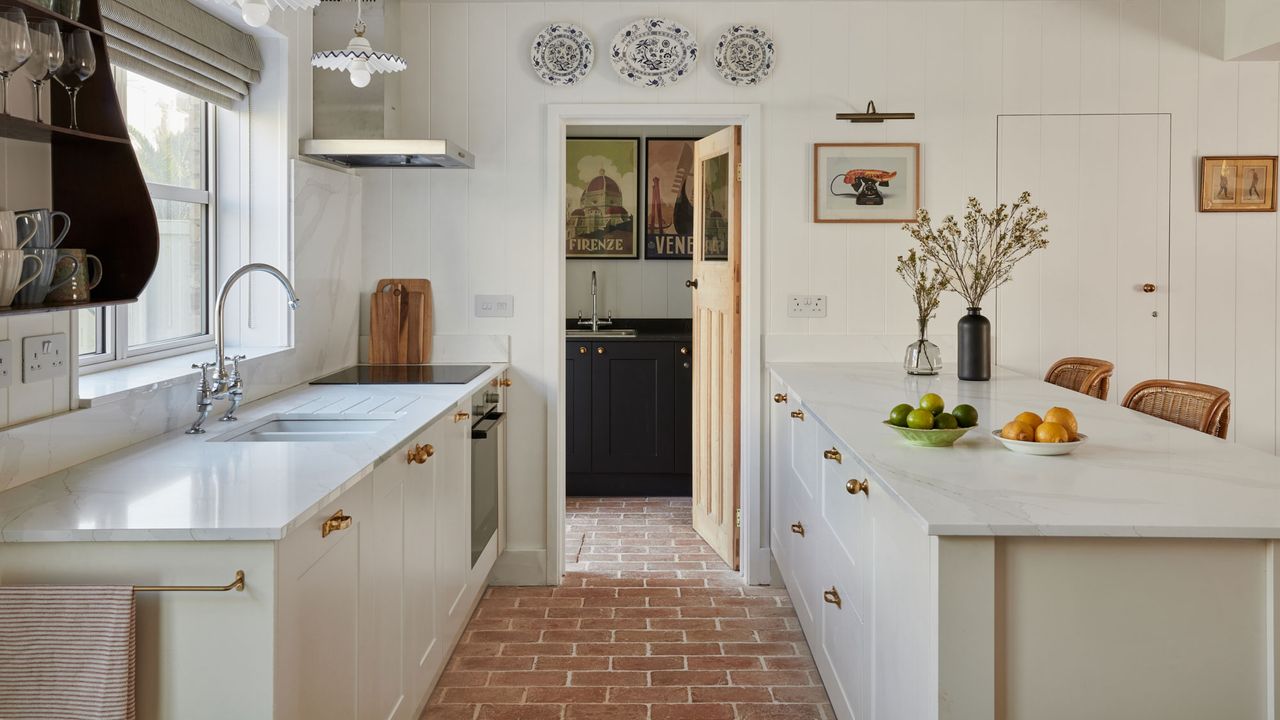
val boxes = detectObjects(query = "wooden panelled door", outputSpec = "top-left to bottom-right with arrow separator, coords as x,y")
690,126 -> 742,569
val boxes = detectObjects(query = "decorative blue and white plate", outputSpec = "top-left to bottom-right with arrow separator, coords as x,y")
714,24 -> 774,86
531,23 -> 594,86
610,17 -> 698,88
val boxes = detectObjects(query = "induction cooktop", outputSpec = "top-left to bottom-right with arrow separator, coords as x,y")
310,364 -> 489,385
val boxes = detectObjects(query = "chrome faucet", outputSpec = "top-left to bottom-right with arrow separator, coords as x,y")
576,270 -> 613,332
186,263 -> 301,435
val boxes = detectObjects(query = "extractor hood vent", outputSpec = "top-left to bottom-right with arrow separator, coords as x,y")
300,138 -> 474,169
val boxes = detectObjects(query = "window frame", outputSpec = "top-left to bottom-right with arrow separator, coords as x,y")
79,72 -> 219,371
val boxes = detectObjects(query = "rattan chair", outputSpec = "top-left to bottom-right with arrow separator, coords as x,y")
1121,380 -> 1231,439
1044,357 -> 1115,400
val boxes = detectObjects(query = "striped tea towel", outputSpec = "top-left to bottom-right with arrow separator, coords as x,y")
0,585 -> 136,720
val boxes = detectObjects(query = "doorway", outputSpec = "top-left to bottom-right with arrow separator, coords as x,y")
544,104 -> 765,586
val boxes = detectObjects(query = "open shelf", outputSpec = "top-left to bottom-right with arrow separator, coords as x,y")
5,0 -> 104,36
0,113 -> 128,145
0,296 -> 134,318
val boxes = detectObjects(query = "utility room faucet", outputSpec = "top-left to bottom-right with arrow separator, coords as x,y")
576,270 -> 613,332
186,263 -> 301,435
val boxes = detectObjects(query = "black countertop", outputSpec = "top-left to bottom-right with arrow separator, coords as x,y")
565,318 -> 692,341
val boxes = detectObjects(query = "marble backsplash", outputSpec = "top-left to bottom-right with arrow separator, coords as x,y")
0,160 -> 363,493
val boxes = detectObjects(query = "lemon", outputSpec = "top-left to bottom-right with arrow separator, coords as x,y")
1014,411 -> 1043,430
934,412 -> 959,430
919,393 -> 945,416
1044,407 -> 1079,440
1035,421 -> 1071,443
1001,420 -> 1034,442
888,403 -> 914,427
951,404 -> 979,428
906,409 -> 936,430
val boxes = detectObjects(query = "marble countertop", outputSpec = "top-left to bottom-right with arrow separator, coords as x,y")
0,364 -> 508,542
771,363 -> 1280,539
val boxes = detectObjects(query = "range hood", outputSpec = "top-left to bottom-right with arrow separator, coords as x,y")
300,138 -> 474,169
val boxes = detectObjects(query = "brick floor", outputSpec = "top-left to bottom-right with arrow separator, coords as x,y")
420,497 -> 834,720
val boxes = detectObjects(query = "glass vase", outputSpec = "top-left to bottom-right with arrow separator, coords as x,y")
904,321 -> 942,376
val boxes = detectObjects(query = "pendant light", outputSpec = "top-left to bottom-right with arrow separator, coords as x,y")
311,0 -> 406,88
228,0 -> 321,29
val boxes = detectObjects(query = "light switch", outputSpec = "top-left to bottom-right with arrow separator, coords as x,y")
475,294 -> 514,318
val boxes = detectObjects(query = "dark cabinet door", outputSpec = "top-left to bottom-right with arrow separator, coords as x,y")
591,341 -> 677,474
675,342 -> 692,471
566,341 -> 593,474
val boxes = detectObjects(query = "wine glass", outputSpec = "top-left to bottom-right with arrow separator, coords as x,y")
0,8 -> 32,116
54,29 -> 93,129
25,19 -> 61,124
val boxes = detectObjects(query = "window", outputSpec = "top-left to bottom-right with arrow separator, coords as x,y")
79,70 -> 215,367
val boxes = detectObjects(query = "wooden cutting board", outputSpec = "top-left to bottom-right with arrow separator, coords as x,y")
370,279 -> 433,364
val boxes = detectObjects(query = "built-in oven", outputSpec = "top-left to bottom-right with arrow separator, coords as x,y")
470,385 -> 504,566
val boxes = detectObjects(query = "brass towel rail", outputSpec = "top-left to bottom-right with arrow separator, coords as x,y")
135,570 -> 246,593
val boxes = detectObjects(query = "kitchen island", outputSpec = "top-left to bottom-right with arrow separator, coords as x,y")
0,364 -> 509,720
769,363 -> 1280,720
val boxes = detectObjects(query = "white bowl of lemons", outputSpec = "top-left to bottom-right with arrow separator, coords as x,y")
992,407 -> 1087,456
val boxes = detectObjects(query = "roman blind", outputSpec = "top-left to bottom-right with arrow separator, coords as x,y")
99,0 -> 263,108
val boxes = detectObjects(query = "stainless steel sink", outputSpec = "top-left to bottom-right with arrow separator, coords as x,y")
215,413 -> 402,443
566,328 -> 638,339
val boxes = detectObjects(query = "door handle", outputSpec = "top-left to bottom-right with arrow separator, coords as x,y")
1142,283 -> 1157,293
453,411 -> 471,423
823,448 -> 843,463
685,279 -> 699,289
790,410 -> 805,421
790,522 -> 805,536
321,510 -> 352,538
823,587 -> 842,609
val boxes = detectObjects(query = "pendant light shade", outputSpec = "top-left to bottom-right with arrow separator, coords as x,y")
311,0 -> 406,87
223,0 -> 320,29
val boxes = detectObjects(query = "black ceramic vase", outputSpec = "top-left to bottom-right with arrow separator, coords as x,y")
957,307 -> 991,381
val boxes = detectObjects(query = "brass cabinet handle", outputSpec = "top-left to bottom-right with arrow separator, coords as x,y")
321,510 -> 352,538
679,346 -> 689,356
596,346 -> 605,355
686,279 -> 699,289
454,411 -> 471,423
823,448 -> 843,463
846,479 -> 869,496
1142,283 -> 1157,293
823,587 -> 842,609
790,522 -> 805,537
407,443 -> 435,464
500,378 -> 513,387
579,346 -> 587,354
773,393 -> 788,404
790,410 -> 805,421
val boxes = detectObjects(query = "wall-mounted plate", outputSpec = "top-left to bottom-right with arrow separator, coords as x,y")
610,17 -> 698,88
714,24 -> 774,86
531,23 -> 594,86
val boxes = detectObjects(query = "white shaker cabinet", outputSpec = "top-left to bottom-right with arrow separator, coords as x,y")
435,399 -> 475,644
404,419 -> 445,703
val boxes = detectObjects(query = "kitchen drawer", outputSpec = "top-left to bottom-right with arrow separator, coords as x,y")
279,474 -> 373,577
789,398 -> 819,513
818,553 -> 871,720
785,492 -> 826,636
769,376 -> 794,570
819,434 -> 870,622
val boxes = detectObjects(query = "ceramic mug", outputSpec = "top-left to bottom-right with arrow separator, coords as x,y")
0,250 -> 45,307
0,211 -> 36,249
45,248 -> 101,303
15,248 -> 77,306
15,209 -> 71,249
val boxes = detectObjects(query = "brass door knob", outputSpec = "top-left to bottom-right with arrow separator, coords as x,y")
685,279 -> 699,289
823,587 -> 842,609
454,411 -> 471,423
773,393 -> 788,404
846,479 -> 869,496
679,346 -> 689,355
321,510 -> 352,538
790,409 -> 805,421
407,443 -> 435,464
790,522 -> 805,536
823,448 -> 843,463
579,346 -> 587,354
596,346 -> 605,355
1142,283 -> 1157,293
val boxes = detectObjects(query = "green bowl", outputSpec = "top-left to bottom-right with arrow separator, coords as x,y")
882,420 -> 973,447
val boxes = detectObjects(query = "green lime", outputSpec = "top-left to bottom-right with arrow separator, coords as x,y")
951,404 -> 979,428
934,412 -> 959,430
906,408 -> 935,430
888,403 -> 914,427
919,393 -> 945,416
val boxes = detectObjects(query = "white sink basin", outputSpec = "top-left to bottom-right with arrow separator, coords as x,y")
216,414 -> 402,443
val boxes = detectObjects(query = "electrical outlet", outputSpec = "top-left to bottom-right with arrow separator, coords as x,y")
787,294 -> 828,318
0,340 -> 12,389
22,333 -> 69,383
475,294 -> 514,318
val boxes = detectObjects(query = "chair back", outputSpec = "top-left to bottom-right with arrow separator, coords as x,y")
1044,357 -> 1115,400
1121,379 -> 1231,439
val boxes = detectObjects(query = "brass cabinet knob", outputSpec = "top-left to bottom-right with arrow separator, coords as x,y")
790,522 -> 805,537
679,346 -> 689,356
321,510 -> 352,538
823,448 -> 843,463
773,393 -> 788,404
790,409 -> 805,421
846,479 -> 869,496
596,346 -> 605,355
579,346 -> 588,354
407,443 -> 435,464
1142,283 -> 1157,293
682,362 -> 691,369
453,411 -> 471,423
823,587 -> 842,609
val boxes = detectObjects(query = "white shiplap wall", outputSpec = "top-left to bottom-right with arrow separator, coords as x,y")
365,0 -> 1280,559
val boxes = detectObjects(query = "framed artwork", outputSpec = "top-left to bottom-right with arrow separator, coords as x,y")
1200,156 -> 1277,212
643,137 -> 698,259
813,143 -> 920,223
566,137 -> 640,258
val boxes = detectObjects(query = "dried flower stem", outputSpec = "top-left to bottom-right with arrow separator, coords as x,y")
895,248 -> 947,336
